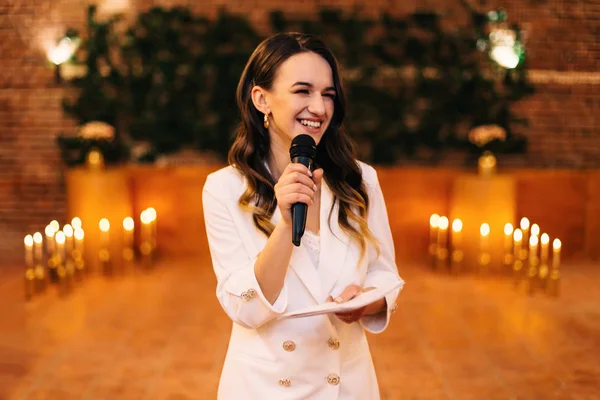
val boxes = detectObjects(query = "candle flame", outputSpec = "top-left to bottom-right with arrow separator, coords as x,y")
63,224 -> 73,237
514,228 -> 523,241
55,231 -> 66,245
552,238 -> 561,250
146,207 -> 157,221
24,234 -> 34,247
50,220 -> 60,232
429,214 -> 440,228
33,232 -> 43,244
451,219 -> 462,232
541,233 -> 549,245
99,218 -> 110,232
123,217 -> 135,231
520,217 -> 530,231
529,235 -> 538,246
74,228 -> 85,240
438,216 -> 449,230
45,225 -> 56,237
531,223 -> 540,237
504,223 -> 513,235
480,223 -> 490,237
71,217 -> 82,230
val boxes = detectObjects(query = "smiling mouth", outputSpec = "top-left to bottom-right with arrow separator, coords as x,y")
297,119 -> 322,129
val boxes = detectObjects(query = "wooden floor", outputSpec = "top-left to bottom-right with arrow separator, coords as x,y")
1,255 -> 599,400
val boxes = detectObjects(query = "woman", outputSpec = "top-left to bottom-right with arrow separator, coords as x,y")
203,32 -> 404,399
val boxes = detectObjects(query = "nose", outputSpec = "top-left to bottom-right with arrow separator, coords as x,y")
307,94 -> 326,117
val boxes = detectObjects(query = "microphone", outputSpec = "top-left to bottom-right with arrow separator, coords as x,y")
289,134 -> 317,247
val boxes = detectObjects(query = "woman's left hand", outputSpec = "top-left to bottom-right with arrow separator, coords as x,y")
327,284 -> 377,324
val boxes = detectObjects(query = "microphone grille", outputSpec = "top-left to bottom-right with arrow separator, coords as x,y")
290,134 -> 317,159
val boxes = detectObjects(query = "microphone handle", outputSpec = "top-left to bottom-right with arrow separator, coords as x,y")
291,155 -> 314,246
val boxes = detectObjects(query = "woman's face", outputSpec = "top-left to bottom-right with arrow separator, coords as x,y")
264,51 -> 336,147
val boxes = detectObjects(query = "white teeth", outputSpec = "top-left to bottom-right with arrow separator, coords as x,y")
299,119 -> 321,128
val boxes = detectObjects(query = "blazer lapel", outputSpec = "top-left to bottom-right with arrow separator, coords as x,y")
317,179 -> 350,301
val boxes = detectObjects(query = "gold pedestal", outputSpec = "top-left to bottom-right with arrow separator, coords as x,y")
450,174 -> 516,273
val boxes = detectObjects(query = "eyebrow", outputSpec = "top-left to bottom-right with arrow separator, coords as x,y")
292,81 -> 336,92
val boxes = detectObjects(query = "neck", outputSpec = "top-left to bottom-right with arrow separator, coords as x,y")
267,133 -> 291,182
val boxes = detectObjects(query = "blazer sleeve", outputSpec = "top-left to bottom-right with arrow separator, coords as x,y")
202,173 -> 288,329
360,167 -> 405,334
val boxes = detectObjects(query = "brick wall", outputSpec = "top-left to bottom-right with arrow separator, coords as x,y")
0,0 -> 598,257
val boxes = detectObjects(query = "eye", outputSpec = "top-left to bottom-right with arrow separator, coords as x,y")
324,93 -> 336,99
294,89 -> 310,94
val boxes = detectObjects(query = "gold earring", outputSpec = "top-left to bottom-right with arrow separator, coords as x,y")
264,113 -> 269,129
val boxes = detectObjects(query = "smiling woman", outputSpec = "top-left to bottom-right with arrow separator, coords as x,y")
202,32 -> 404,399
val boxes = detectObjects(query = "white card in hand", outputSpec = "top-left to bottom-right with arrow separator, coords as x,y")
278,281 -> 402,319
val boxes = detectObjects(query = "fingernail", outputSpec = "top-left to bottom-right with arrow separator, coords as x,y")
335,297 -> 343,303
308,170 -> 313,177
313,184 -> 317,191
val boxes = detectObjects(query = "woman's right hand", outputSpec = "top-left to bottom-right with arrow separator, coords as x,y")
274,164 -> 323,225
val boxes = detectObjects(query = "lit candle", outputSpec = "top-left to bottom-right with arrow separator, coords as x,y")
24,234 -> 34,268
479,223 -> 490,270
33,232 -> 43,264
99,218 -> 110,249
451,219 -> 463,270
540,233 -> 550,266
503,223 -> 514,266
71,217 -> 82,230
44,224 -> 56,259
146,207 -> 157,250
429,214 -> 440,262
520,217 -> 530,249
49,220 -> 60,233
530,223 -> 540,238
436,216 -> 449,267
528,234 -> 539,268
552,239 -> 561,269
73,228 -> 85,275
122,217 -> 135,262
55,231 -> 65,263
140,209 -> 152,256
63,224 -> 74,259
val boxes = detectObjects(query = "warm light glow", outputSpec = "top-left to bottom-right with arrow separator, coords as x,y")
33,232 -> 43,244
123,217 -> 135,231
529,235 -> 538,247
480,223 -> 490,237
24,234 -> 34,247
514,228 -> 523,242
55,231 -> 65,245
438,216 -> 449,230
141,210 -> 152,225
430,214 -> 440,228
45,225 -> 55,237
48,36 -> 80,65
74,228 -> 85,241
99,218 -> 110,232
63,224 -> 73,237
531,223 -> 540,237
50,220 -> 60,232
553,239 -> 561,250
451,219 -> 463,232
520,217 -> 530,231
71,217 -> 82,230
541,233 -> 550,245
146,207 -> 157,221
490,45 -> 520,69
504,223 -> 513,236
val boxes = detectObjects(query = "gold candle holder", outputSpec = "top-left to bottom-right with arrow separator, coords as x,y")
32,232 -> 46,292
450,219 -> 463,274
140,210 -> 154,268
503,223 -> 514,270
527,235 -> 539,294
547,239 -> 561,297
45,224 -> 57,283
538,233 -> 550,289
147,207 -> 158,253
429,214 -> 440,267
54,231 -> 69,295
24,235 -> 35,300
512,228 -> 523,286
478,223 -> 491,275
99,218 -> 112,275
436,216 -> 449,271
122,217 -> 135,271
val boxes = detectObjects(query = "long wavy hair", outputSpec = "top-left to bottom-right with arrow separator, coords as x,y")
228,32 -> 378,259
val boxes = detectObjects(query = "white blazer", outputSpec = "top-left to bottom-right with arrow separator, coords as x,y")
202,161 -> 404,400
